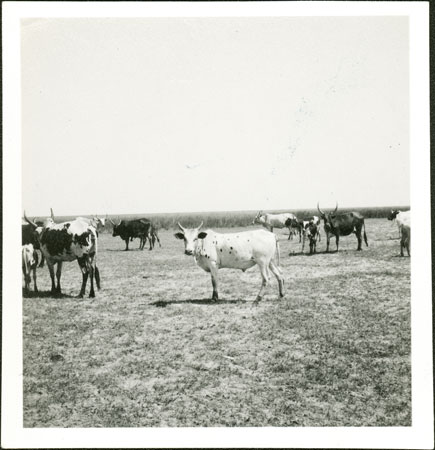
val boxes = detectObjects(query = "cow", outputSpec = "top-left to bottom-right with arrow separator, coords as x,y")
305,222 -> 319,255
388,210 -> 410,240
24,213 -> 100,298
388,210 -> 411,256
285,215 -> 321,252
76,215 -> 107,235
139,219 -> 161,250
253,211 -> 299,240
22,244 -> 38,293
110,219 -> 151,251
22,219 -> 45,267
174,222 -> 284,304
317,203 -> 368,252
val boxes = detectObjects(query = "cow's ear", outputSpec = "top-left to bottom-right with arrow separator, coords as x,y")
198,232 -> 208,239
174,232 -> 185,240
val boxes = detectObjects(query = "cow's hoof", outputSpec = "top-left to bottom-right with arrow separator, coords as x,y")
89,292 -> 95,298
78,293 -> 84,299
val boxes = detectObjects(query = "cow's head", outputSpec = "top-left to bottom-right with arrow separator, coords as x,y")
253,211 -> 265,225
174,222 -> 206,255
388,210 -> 399,221
317,202 -> 338,225
23,212 -> 44,245
110,218 -> 122,236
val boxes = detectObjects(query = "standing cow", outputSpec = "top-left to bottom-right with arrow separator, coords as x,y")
22,243 -> 38,293
110,219 -> 151,250
138,219 -> 161,250
285,215 -> 321,253
317,203 -> 368,252
253,211 -> 299,240
388,210 -> 410,256
24,214 -> 100,298
22,220 -> 45,267
175,222 -> 284,303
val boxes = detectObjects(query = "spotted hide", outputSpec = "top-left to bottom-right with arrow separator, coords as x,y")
24,214 -> 100,298
175,222 -> 284,304
253,211 -> 298,240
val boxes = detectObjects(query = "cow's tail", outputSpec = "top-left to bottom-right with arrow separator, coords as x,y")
275,237 -> 281,267
363,221 -> 368,247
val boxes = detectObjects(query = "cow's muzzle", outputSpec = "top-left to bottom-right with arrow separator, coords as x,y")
184,250 -> 193,256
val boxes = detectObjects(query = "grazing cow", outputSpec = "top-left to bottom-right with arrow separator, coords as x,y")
253,211 -> 298,240
139,220 -> 161,250
285,215 -> 321,252
22,244 -> 38,293
388,210 -> 410,239
110,219 -> 151,250
175,222 -> 284,303
24,214 -> 100,298
317,203 -> 368,252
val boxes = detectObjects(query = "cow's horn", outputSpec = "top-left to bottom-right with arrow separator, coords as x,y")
333,202 -> 338,214
50,208 -> 55,220
317,202 -> 325,216
24,211 -> 37,229
109,218 -> 115,226
197,221 -> 203,231
177,222 -> 185,232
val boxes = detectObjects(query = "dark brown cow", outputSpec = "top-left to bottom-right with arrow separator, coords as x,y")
317,203 -> 368,252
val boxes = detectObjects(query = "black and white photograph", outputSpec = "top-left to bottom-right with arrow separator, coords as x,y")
2,1 -> 432,448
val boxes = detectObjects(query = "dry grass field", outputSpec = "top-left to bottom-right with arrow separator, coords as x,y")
22,218 -> 411,427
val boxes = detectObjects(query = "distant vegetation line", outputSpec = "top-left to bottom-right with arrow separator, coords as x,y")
51,206 -> 409,232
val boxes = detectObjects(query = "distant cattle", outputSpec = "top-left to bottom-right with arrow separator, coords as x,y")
388,210 -> 410,256
76,215 -> 107,235
317,203 -> 368,252
175,222 -> 284,303
22,244 -> 38,293
24,213 -> 100,297
110,219 -> 151,251
285,215 -> 321,252
139,220 -> 161,250
253,211 -> 298,240
305,222 -> 319,254
388,210 -> 410,240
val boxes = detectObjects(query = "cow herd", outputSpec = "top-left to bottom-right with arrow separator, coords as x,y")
21,206 -> 410,301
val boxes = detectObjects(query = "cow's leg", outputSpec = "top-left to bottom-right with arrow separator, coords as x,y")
254,261 -> 270,304
210,263 -> 219,301
94,265 -> 101,289
47,261 -> 56,294
325,232 -> 330,252
301,232 -> 306,253
400,239 -> 404,257
77,257 -> 89,298
148,234 -> 153,250
287,226 -> 292,240
55,261 -> 63,294
32,265 -> 38,292
88,259 -> 95,298
356,231 -> 362,251
335,235 -> 339,252
124,238 -> 129,251
39,251 -> 45,268
269,260 -> 284,298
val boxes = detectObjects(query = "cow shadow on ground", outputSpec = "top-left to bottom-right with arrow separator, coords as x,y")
22,289 -> 76,299
151,298 -> 247,307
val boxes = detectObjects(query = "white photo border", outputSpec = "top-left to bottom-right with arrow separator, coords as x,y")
2,1 -> 432,448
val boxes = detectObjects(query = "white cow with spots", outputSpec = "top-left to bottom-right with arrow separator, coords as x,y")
175,222 -> 284,303
253,211 -> 298,240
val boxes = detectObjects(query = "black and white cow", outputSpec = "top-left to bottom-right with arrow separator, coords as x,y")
22,243 -> 38,293
24,213 -> 100,298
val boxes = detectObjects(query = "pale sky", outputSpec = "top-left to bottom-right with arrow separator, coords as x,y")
21,16 -> 409,216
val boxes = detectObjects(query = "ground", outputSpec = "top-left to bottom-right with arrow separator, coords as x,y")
23,219 -> 410,427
